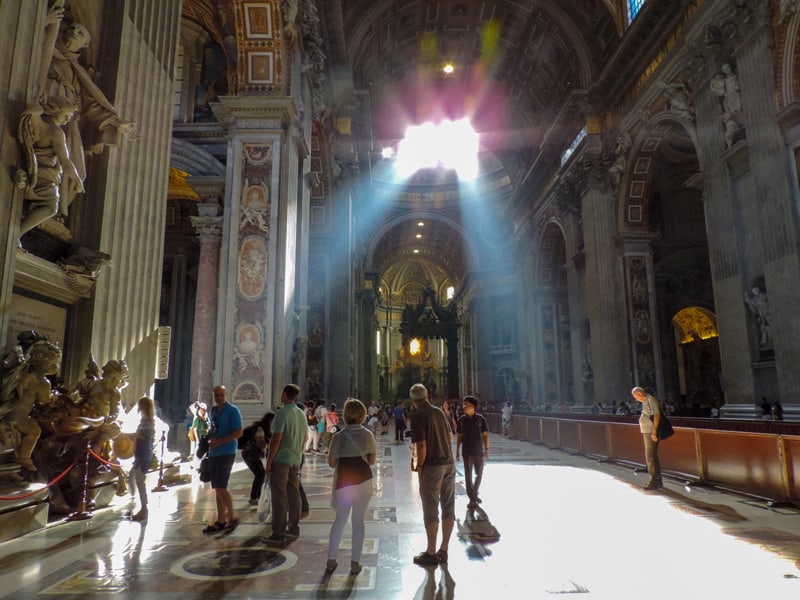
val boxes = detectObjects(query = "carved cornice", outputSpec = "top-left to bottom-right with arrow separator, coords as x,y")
210,96 -> 298,131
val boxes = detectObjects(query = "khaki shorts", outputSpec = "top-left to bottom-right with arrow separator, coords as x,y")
417,463 -> 456,524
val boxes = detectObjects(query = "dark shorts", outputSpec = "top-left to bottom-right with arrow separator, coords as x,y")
208,453 -> 236,489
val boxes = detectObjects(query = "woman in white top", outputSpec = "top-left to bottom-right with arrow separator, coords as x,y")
325,398 -> 376,576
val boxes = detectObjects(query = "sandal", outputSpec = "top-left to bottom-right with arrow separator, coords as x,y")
202,521 -> 226,534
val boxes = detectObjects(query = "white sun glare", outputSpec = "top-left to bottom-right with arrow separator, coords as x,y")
395,118 -> 479,181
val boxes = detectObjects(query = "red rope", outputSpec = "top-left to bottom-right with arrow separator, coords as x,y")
88,448 -> 124,469
0,452 -> 83,501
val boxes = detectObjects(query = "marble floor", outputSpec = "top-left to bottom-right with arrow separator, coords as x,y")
1,431 -> 799,599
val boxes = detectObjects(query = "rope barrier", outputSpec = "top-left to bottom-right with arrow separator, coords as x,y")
0,452 -> 82,502
88,448 -> 125,469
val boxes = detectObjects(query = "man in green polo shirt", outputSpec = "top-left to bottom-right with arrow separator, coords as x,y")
263,384 -> 307,544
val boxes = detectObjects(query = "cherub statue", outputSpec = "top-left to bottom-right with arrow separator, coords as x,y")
71,356 -> 129,453
0,338 -> 62,471
15,96 -> 83,237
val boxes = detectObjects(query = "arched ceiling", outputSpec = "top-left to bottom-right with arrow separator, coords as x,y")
339,0 -> 617,151
181,1 -> 630,304
333,1 -> 619,301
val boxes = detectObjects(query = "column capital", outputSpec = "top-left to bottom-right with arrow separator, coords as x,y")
617,231 -> 659,254
190,214 -> 224,245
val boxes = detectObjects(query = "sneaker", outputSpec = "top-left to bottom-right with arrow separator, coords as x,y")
643,482 -> 662,491
300,511 -> 310,520
325,559 -> 338,572
286,527 -> 300,538
350,561 -> 362,575
467,501 -> 477,509
476,496 -> 483,504
224,518 -> 240,532
436,549 -> 448,563
413,552 -> 439,566
248,498 -> 259,506
261,535 -> 285,545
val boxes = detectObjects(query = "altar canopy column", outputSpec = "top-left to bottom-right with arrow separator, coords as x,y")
189,202 -> 223,405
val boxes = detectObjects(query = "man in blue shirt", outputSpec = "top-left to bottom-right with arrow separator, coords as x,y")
262,384 -> 307,544
203,385 -> 243,533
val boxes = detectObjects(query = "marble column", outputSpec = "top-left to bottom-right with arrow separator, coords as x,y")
189,203 -> 223,405
685,42 -> 756,413
618,233 -> 663,397
733,6 -> 800,406
579,135 -> 632,406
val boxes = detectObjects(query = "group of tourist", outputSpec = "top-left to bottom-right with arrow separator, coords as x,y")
183,381 -> 493,574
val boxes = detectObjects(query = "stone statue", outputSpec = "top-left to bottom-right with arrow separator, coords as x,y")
711,64 -> 743,124
660,81 -> 695,122
41,20 -> 135,216
608,132 -> 631,191
15,96 -> 83,237
281,0 -> 299,48
744,286 -> 771,348
0,338 -> 62,471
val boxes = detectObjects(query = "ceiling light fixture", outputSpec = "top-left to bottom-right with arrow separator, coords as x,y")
443,63 -> 454,74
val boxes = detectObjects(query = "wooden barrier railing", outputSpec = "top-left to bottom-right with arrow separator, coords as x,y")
484,413 -> 800,504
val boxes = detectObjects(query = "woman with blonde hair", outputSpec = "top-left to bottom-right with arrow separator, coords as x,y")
325,398 -> 376,575
128,396 -> 156,522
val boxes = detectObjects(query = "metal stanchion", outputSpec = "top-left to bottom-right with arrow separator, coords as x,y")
152,431 -> 168,492
67,441 -> 93,521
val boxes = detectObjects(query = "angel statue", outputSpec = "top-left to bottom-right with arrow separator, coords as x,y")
15,96 -> 83,237
744,287 -> 771,348
41,20 -> 136,216
0,334 -> 62,471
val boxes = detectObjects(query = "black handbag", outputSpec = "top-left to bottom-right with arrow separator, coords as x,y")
196,435 -> 210,458
656,415 -> 674,440
198,457 -> 211,482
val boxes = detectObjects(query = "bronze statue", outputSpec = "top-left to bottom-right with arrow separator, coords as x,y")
0,338 -> 62,470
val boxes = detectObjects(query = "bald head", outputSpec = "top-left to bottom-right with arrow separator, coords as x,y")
213,385 -> 227,407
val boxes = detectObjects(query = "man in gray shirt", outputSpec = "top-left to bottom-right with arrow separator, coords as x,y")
409,383 -> 455,566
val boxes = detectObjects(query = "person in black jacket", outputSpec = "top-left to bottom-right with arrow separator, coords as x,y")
241,412 -> 274,505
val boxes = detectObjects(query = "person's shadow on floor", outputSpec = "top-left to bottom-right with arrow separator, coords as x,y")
457,505 -> 500,559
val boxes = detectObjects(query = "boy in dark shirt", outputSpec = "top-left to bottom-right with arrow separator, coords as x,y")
455,396 -> 489,509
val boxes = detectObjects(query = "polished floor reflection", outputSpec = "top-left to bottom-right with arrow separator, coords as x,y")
0,430 -> 799,598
